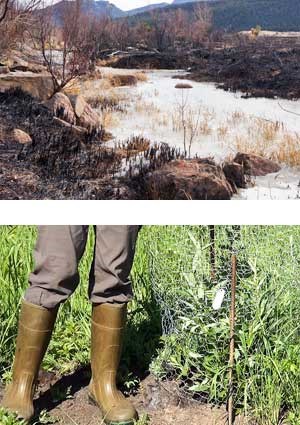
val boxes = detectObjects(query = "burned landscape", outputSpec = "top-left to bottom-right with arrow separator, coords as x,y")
0,0 -> 300,199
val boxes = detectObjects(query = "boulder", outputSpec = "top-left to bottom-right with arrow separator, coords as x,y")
69,95 -> 101,131
53,117 -> 88,138
0,127 -> 32,145
234,152 -> 281,176
0,72 -> 53,100
147,159 -> 234,200
223,161 -> 247,189
7,52 -> 45,73
45,92 -> 76,125
11,129 -> 32,145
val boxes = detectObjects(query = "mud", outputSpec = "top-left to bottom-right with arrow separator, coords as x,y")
0,371 -> 249,425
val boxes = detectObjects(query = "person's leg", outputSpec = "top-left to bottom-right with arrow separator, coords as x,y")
88,225 -> 140,304
2,225 -> 89,422
88,225 -> 141,425
26,225 -> 89,308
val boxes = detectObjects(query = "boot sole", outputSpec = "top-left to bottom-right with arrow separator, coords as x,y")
88,393 -> 136,425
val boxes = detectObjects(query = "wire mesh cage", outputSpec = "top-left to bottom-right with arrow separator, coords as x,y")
145,226 -> 300,423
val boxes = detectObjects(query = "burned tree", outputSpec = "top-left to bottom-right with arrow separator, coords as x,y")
0,0 -> 41,54
34,0 -> 97,96
191,3 -> 212,46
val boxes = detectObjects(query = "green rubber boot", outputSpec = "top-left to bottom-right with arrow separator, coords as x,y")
89,303 -> 138,425
1,300 -> 58,422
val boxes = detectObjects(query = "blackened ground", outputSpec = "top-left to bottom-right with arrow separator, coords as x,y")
0,89 -> 182,200
108,36 -> 300,100
186,37 -> 300,100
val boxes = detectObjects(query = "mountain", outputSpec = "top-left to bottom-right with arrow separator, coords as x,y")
130,0 -> 300,32
43,0 -> 125,21
42,0 -> 300,32
172,0 -> 202,4
127,3 -> 168,16
91,0 -> 125,17
81,0 -> 125,18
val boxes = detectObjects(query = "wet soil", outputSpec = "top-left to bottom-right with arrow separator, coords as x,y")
0,370 -> 249,425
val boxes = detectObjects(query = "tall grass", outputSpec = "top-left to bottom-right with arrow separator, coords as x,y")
0,226 -> 300,424
143,226 -> 300,425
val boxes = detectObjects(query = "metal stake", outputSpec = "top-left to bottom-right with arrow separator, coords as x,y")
209,225 -> 216,280
228,254 -> 237,425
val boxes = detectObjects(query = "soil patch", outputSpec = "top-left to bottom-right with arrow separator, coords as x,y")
0,371 -> 249,425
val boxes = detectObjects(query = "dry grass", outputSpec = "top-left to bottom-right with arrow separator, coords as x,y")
234,130 -> 300,167
85,91 -> 128,114
217,124 -> 229,138
227,110 -> 246,126
109,74 -> 138,87
135,72 -> 148,82
273,133 -> 300,167
100,110 -> 119,128
63,79 -> 81,95
250,118 -> 282,142
172,107 -> 213,136
135,100 -> 161,115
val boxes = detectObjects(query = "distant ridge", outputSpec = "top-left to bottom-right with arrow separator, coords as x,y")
126,3 -> 169,16
42,0 -> 300,32
172,0 -> 208,4
130,0 -> 300,32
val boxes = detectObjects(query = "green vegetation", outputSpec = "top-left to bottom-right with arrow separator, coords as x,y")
1,226 -> 300,424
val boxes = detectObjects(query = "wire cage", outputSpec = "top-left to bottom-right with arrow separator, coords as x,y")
145,226 -> 300,423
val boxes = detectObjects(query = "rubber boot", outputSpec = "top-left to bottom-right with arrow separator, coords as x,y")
88,303 -> 138,425
2,300 -> 58,422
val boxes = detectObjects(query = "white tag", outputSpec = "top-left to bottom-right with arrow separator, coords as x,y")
212,288 -> 226,310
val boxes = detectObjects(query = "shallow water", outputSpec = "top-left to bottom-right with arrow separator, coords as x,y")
101,68 -> 300,200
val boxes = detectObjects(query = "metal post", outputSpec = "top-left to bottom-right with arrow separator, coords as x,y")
228,254 -> 237,425
209,225 -> 216,280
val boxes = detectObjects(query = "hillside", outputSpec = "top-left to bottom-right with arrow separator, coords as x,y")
172,0 -> 199,4
42,0 -> 125,22
212,0 -> 300,32
126,3 -> 169,16
132,0 -> 300,32
41,0 -> 300,31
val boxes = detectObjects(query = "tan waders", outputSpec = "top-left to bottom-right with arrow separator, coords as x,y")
2,300 -> 57,422
89,303 -> 138,425
2,226 -> 140,423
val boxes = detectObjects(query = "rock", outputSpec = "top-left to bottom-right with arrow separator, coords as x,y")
45,92 -> 76,125
0,128 -> 32,145
8,52 -> 45,73
223,161 -> 247,189
234,152 -> 281,176
147,159 -> 234,200
11,129 -> 32,145
0,72 -> 53,100
0,66 -> 9,74
69,95 -> 101,131
53,117 -> 88,137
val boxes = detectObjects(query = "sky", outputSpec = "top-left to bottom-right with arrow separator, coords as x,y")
111,0 -> 172,11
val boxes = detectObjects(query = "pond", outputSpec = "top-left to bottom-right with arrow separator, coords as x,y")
97,68 -> 300,200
